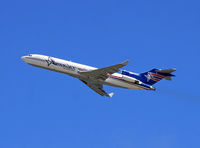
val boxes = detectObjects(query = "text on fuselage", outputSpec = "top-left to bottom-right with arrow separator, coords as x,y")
46,57 -> 76,71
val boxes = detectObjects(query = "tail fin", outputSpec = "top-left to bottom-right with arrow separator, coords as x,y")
139,68 -> 176,85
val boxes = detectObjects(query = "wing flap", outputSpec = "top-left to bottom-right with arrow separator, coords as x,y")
80,79 -> 114,97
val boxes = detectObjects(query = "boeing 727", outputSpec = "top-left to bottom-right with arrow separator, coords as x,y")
21,54 -> 176,97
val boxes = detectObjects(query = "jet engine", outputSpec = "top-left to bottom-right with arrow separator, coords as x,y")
122,75 -> 141,84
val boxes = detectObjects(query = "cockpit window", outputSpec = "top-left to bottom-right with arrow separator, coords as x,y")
28,54 -> 32,56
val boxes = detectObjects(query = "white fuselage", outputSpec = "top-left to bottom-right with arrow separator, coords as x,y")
21,54 -> 153,90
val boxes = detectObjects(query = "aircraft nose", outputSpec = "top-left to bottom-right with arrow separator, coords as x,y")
21,56 -> 28,62
21,56 -> 25,61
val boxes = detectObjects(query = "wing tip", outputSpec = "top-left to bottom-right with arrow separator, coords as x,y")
172,68 -> 176,72
122,60 -> 129,66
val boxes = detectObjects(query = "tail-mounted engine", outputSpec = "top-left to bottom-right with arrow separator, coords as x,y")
122,75 -> 141,84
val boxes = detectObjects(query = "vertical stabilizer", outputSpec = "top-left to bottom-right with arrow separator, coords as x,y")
139,68 -> 176,85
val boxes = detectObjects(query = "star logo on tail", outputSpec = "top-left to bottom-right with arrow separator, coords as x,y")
145,72 -> 154,82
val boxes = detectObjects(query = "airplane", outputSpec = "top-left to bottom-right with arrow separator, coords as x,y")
21,54 -> 176,97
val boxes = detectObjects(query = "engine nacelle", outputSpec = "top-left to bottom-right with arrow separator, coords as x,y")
122,75 -> 142,84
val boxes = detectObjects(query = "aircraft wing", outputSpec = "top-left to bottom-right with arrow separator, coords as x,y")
79,60 -> 129,80
80,79 -> 114,97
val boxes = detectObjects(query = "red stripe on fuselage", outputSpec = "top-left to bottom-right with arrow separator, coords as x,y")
108,74 -> 122,79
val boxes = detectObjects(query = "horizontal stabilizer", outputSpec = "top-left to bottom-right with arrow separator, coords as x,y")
165,76 -> 172,80
156,68 -> 176,80
156,68 -> 176,74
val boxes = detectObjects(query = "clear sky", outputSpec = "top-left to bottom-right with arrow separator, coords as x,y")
1,0 -> 200,148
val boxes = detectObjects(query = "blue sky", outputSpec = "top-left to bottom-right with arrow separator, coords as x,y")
1,0 -> 200,147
